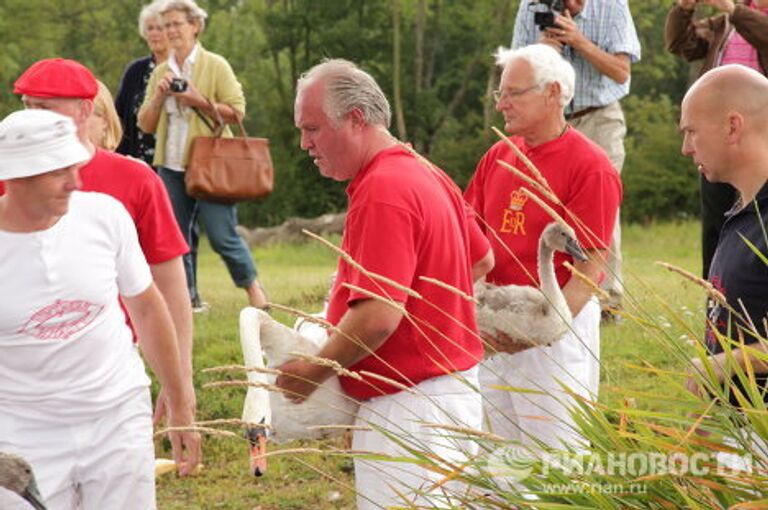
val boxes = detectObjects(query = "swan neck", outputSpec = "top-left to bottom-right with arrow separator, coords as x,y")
538,236 -> 556,289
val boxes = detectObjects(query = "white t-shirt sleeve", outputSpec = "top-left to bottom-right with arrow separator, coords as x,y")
109,198 -> 153,298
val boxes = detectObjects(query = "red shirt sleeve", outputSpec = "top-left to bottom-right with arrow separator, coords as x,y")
464,154 -> 489,233
466,205 -> 491,266
78,151 -> 189,265
132,169 -> 189,264
464,152 -> 495,266
564,165 -> 622,251
342,201 -> 418,305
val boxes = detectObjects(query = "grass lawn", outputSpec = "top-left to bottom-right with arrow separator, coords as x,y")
156,221 -> 705,509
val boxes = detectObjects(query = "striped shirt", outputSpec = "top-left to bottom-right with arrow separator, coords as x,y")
512,0 -> 641,113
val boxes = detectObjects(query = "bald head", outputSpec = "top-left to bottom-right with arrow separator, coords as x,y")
683,65 -> 768,130
680,65 -> 768,196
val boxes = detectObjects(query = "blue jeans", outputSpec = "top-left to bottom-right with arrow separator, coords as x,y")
159,167 -> 257,301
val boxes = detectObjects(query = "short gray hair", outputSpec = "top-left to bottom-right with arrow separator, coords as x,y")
495,44 -> 575,107
138,0 -> 165,39
297,59 -> 391,128
162,0 -> 208,35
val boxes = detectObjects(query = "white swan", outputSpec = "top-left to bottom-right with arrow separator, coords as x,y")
0,452 -> 46,510
474,222 -> 587,350
239,308 -> 358,476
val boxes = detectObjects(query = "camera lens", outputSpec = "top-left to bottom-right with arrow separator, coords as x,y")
170,78 -> 187,93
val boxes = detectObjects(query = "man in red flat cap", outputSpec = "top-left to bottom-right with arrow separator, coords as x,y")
9,58 -> 197,439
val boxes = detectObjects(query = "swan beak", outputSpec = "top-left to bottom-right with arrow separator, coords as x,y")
22,479 -> 47,510
246,426 -> 269,477
565,238 -> 588,262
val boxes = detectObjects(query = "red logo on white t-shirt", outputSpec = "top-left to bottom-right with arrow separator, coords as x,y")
18,299 -> 104,340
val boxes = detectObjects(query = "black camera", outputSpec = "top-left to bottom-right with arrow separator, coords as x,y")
170,78 -> 188,93
530,0 -> 565,30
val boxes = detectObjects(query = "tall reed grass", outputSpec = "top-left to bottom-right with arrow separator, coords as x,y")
157,218 -> 766,509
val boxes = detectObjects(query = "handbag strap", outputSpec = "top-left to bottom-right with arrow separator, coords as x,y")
192,105 -> 217,133
192,97 -> 249,138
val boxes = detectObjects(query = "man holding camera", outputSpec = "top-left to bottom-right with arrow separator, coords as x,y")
513,0 -> 641,317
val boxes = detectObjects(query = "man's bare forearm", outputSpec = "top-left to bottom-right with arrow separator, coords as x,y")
315,298 -> 404,370
151,257 -> 194,377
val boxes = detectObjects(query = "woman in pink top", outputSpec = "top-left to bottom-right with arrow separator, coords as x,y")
666,0 -> 768,75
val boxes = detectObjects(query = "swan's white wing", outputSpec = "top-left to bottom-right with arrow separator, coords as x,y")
293,306 -> 330,348
254,310 -> 359,443
259,311 -> 324,365
270,379 -> 358,444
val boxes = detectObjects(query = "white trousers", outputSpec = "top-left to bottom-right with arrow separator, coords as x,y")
480,299 -> 600,451
0,389 -> 155,510
718,427 -> 768,473
352,366 -> 481,510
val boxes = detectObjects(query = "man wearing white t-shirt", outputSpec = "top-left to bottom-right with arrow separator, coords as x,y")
0,109 -> 200,510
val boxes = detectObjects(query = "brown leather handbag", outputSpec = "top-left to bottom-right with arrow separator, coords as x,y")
185,100 -> 274,203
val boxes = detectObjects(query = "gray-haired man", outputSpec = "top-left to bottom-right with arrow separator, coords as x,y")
513,0 -> 641,314
278,58 -> 493,509
465,44 -> 621,451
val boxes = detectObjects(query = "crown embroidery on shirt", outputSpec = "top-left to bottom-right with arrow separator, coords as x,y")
508,188 -> 529,211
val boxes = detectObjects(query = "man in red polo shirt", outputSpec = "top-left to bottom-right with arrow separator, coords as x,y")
465,44 -> 621,451
11,58 -> 195,433
277,58 -> 493,509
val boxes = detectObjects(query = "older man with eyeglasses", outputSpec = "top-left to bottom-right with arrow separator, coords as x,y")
514,0 -> 641,317
465,44 -> 621,453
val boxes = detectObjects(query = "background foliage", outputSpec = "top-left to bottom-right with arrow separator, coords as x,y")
0,0 -> 703,225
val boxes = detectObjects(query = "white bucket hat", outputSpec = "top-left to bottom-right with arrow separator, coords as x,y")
0,109 -> 90,180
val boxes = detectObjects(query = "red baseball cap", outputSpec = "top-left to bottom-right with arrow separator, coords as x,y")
14,58 -> 98,100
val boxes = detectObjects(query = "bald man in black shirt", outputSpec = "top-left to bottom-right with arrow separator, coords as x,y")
679,64 -> 768,404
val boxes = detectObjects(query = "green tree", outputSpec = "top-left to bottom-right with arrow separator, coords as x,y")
0,0 -> 705,226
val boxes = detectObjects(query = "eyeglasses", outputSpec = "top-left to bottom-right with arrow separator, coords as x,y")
492,84 -> 541,103
163,20 -> 188,30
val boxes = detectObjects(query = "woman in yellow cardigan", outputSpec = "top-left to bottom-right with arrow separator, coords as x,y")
138,0 -> 267,311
